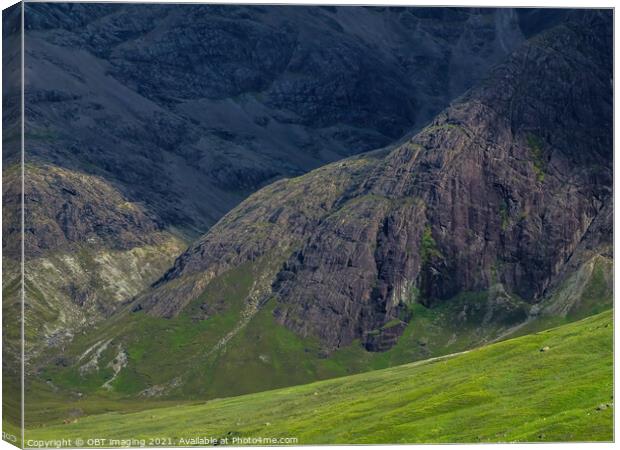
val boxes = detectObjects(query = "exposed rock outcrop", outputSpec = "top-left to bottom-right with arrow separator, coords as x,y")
2,164 -> 186,362
140,12 -> 612,352
4,164 -> 167,258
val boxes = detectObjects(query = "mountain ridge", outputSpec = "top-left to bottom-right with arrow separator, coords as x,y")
135,11 -> 612,353
3,7 -> 612,425
17,5 -> 566,235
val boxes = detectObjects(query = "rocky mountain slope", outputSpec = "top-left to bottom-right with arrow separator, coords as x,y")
3,163 -> 186,363
137,11 -> 612,353
21,5 -> 565,235
1,157 -> 186,428
4,5 -> 571,368
31,10 -> 612,408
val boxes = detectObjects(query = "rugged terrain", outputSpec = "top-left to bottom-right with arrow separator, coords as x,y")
3,4 -> 579,382
3,163 -> 186,362
137,11 -> 612,352
19,5 -> 566,234
3,4 -> 571,361
21,10 -> 613,413
2,161 -> 186,430
1,5 -> 613,439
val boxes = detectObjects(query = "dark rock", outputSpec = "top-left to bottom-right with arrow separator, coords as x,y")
3,164 -> 166,258
17,5 -> 565,236
54,357 -> 69,367
140,12 -> 612,353
364,321 -> 408,352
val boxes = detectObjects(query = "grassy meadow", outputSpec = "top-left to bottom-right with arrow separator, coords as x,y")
21,309 -> 613,445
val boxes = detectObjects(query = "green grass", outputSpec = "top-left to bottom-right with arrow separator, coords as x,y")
526,134 -> 546,182
574,259 -> 613,317
39,262 -> 257,399
21,249 -> 612,436
26,264 -> 607,430
420,225 -> 441,263
324,291 -> 530,373
23,309 -> 613,444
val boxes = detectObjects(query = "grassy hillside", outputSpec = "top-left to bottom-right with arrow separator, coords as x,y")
34,248 -> 611,403
24,309 -> 613,444
23,250 -> 611,431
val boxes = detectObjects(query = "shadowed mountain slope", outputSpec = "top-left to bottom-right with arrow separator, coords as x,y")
136,11 -> 612,352
3,6 -> 576,364
18,5 -> 569,235
2,164 -> 186,364
4,6 -> 575,389
18,10 -> 612,414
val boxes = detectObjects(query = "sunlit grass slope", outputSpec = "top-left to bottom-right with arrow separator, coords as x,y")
26,309 -> 613,444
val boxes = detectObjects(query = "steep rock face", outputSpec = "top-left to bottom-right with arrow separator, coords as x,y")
538,197 -> 613,318
141,155 -> 382,317
140,12 -> 612,352
275,14 -> 612,350
21,5 -> 565,235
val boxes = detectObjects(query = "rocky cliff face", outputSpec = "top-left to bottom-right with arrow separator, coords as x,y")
21,5 -> 564,235
139,11 -> 612,352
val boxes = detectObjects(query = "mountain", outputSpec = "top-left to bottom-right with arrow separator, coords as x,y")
20,4 -> 565,235
29,10 -> 612,410
138,10 -> 612,351
21,310 -> 614,443
3,5 -> 573,378
3,163 -> 186,362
